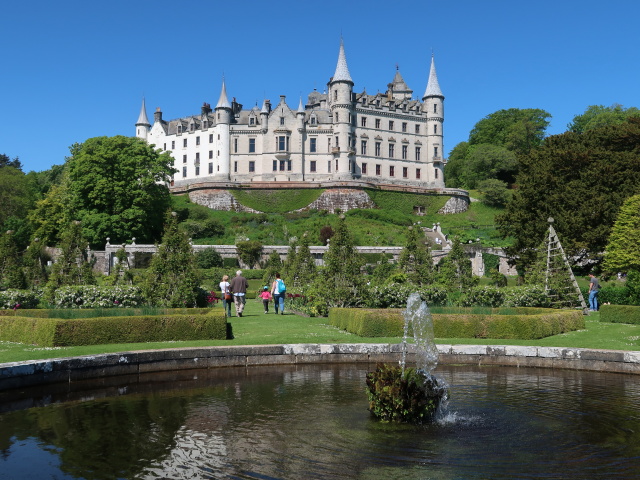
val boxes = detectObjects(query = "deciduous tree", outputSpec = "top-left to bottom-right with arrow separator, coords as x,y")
602,194 -> 640,274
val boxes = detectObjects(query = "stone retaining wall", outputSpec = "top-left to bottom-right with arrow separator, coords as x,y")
1,344 -> 639,391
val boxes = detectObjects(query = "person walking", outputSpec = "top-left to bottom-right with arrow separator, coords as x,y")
219,274 -> 232,317
588,273 -> 601,312
271,272 -> 286,315
259,286 -> 272,314
229,270 -> 249,317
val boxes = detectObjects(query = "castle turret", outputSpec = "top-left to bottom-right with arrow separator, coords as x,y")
215,79 -> 232,179
328,39 -> 355,180
260,99 -> 270,132
297,97 -> 305,131
422,55 -> 445,187
135,97 -> 150,140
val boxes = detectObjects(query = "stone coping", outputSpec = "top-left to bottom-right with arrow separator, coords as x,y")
2,344 -> 640,392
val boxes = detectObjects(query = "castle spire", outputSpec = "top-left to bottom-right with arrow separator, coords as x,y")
332,38 -> 353,84
423,55 -> 443,99
136,97 -> 150,126
216,78 -> 231,109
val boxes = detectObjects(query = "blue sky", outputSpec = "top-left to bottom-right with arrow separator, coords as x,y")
2,0 -> 639,173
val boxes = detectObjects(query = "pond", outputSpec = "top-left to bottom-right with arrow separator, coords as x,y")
1,363 -> 639,479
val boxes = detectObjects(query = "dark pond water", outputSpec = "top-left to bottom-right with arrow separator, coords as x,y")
1,363 -> 640,479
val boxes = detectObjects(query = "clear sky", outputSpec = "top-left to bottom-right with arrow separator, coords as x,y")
2,0 -> 639,173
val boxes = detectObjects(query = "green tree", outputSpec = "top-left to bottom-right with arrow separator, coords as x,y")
0,230 -> 26,289
458,144 -> 518,189
497,118 -> 640,272
468,108 -> 551,155
0,153 -> 22,170
143,212 -> 200,307
435,237 -> 477,291
236,240 -> 263,269
477,179 -> 511,207
22,237 -> 49,289
194,247 -> 223,269
262,249 -> 284,286
30,136 -> 176,248
293,233 -> 317,287
0,166 -> 34,226
318,216 -> 365,307
397,226 -> 434,285
602,194 -> 640,274
45,221 -> 95,299
568,104 -> 640,134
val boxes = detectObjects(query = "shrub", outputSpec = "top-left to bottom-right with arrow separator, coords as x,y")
195,248 -> 224,269
51,285 -> 145,308
502,285 -> 551,307
460,286 -> 505,307
0,289 -> 41,309
600,304 -> 640,324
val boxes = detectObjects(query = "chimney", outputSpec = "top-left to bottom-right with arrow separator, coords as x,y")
154,107 -> 163,123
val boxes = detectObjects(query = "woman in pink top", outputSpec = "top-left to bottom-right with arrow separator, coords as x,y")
259,286 -> 272,314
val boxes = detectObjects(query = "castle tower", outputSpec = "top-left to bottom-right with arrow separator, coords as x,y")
215,79 -> 232,179
328,39 -> 354,180
422,55 -> 445,187
135,97 -> 150,140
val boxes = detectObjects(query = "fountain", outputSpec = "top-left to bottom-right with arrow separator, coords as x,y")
366,293 -> 448,423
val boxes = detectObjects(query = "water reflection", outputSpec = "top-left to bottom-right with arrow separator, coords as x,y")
1,364 -> 640,479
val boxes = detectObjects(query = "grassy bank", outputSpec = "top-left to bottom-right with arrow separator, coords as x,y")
1,300 -> 638,365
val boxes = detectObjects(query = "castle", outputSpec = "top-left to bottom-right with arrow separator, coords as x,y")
135,41 -> 446,189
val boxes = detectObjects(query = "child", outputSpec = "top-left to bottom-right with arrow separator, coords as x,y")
259,286 -> 272,314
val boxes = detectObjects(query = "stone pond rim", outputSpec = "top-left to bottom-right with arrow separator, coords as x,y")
2,343 -> 640,392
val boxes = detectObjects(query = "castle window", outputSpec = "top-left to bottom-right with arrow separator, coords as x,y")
335,159 -> 338,171
208,162 -> 213,174
310,116 -> 317,125
182,166 -> 187,177
273,160 -> 277,171
335,136 -> 339,147
434,104 -> 437,114
177,125 -> 182,134
375,119 -> 381,129
402,122 -> 407,132
234,161 -> 238,173
218,134 -> 220,140
183,155 -> 187,164
415,124 -> 420,134
388,144 -> 395,158
435,169 -> 439,179
328,160 -> 331,173
196,136 -> 200,146
249,117 -> 255,126
209,134 -> 214,143
433,124 -> 437,134
361,117 -> 367,127
375,164 -> 381,175
390,166 -> 395,177
389,121 -> 394,130
234,138 -> 238,153
195,152 -> 200,163
195,166 -> 200,176
362,162 -> 367,174
310,160 -> 317,172
249,138 -> 256,153
203,120 -> 208,129
280,117 -> 285,126
171,140 -> 175,149
288,160 -> 292,171
190,123 -> 195,132
334,90 -> 337,101
310,138 -> 317,153
402,145 -> 408,160
361,140 -> 367,155
209,150 -> 213,159
183,139 -> 187,147
335,112 -> 339,122
434,146 -> 439,158
375,142 -> 381,156
416,168 -> 421,179
279,160 -> 286,171
277,136 -> 289,152
415,146 -> 421,161
403,167 -> 408,178
249,161 -> 255,172
163,143 -> 166,151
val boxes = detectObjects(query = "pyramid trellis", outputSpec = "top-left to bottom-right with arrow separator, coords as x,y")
544,217 -> 588,313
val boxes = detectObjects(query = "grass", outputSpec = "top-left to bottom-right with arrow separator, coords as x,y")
1,302 -> 639,365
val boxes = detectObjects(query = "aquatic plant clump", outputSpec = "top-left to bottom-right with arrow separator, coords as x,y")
365,363 -> 448,424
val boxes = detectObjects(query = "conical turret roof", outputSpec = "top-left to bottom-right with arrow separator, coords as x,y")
423,55 -> 444,98
332,39 -> 353,83
136,97 -> 150,125
216,78 -> 231,109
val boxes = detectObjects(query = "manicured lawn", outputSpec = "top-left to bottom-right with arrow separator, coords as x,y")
1,303 -> 639,365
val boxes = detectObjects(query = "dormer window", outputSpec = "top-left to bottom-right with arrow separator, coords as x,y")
250,117 -> 256,126
202,120 -> 208,129
310,115 -> 317,125
177,125 -> 183,134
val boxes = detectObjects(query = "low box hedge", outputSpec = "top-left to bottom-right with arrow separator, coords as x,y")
0,310 -> 228,347
329,307 -> 585,340
599,304 -> 640,324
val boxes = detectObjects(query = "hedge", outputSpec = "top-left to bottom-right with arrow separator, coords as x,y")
599,304 -> 640,324
329,307 -> 585,340
0,310 -> 228,347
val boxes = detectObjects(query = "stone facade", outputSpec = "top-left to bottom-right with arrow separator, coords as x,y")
136,41 -> 446,191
